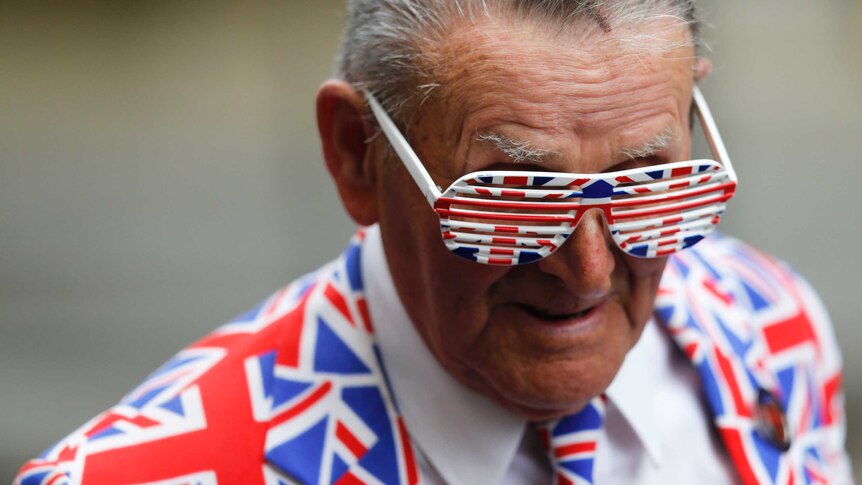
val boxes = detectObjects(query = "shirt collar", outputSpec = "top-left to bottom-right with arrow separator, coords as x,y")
361,224 -> 664,482
605,316 -> 665,465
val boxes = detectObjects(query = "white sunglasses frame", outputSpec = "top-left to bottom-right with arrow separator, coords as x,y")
364,86 -> 738,263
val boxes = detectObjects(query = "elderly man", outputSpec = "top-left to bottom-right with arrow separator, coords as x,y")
16,1 -> 851,484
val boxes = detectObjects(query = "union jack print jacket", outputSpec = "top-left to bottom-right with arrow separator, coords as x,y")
15,232 -> 848,485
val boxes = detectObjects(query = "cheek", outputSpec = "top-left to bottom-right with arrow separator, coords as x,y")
421,259 -> 511,357
376,159 -> 446,294
376,161 -> 509,359
622,255 -> 668,322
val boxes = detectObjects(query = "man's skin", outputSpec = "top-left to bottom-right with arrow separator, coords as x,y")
317,13 -> 711,422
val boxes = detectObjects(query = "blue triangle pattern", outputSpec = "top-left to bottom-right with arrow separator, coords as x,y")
581,179 -> 614,199
266,417 -> 328,485
776,367 -> 795,409
684,311 -> 700,331
654,305 -> 674,327
629,245 -> 648,257
452,246 -> 479,262
697,359 -> 726,416
742,281 -> 770,311
256,351 -> 276,403
159,393 -> 186,417
20,470 -> 51,485
344,242 -> 364,291
750,430 -> 781,482
273,377 -> 314,410
560,457 -> 594,481
87,425 -> 125,442
683,235 -> 705,249
517,251 -> 542,265
715,314 -> 751,359
343,386 -> 399,485
314,318 -> 371,374
330,453 -> 349,484
553,405 -> 601,436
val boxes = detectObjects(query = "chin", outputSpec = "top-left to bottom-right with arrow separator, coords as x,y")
477,358 -> 621,421
508,400 -> 591,422
505,389 -> 602,421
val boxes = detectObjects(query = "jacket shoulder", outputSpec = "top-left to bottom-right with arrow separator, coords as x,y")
14,266 -> 328,485
656,234 -> 850,482
660,233 -> 842,370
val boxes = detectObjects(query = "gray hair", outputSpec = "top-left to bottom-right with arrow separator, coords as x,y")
337,0 -> 702,125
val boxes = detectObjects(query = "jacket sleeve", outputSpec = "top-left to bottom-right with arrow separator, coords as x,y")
788,268 -> 854,483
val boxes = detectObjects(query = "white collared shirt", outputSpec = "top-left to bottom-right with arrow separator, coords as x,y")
362,225 -> 738,484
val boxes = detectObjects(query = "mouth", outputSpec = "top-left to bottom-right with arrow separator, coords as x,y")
516,303 -> 597,323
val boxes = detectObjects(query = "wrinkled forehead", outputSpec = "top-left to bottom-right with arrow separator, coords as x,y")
406,18 -> 695,172
414,15 -> 697,141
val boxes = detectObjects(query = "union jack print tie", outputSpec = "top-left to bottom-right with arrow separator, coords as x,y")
538,395 -> 606,485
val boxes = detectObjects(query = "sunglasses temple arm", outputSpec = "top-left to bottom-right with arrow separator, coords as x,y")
693,86 -> 738,183
364,91 -> 443,206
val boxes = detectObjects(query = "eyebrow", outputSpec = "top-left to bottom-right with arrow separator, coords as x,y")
473,131 -> 560,165
474,124 -> 678,166
620,125 -> 678,160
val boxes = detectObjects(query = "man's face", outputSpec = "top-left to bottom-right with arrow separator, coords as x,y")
374,18 -> 698,420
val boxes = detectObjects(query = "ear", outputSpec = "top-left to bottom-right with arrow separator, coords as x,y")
316,80 -> 379,226
694,56 -> 713,82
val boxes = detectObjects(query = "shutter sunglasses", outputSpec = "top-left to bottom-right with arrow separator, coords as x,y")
365,86 -> 737,265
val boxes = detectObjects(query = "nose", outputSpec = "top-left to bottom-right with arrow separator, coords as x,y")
535,209 -> 616,300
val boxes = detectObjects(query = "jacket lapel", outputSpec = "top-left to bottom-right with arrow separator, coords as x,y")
261,231 -> 420,485
656,236 -> 836,485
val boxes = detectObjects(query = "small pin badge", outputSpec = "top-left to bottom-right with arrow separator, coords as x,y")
754,388 -> 792,452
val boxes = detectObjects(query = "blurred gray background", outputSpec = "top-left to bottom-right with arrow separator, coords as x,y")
1,0 -> 860,481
